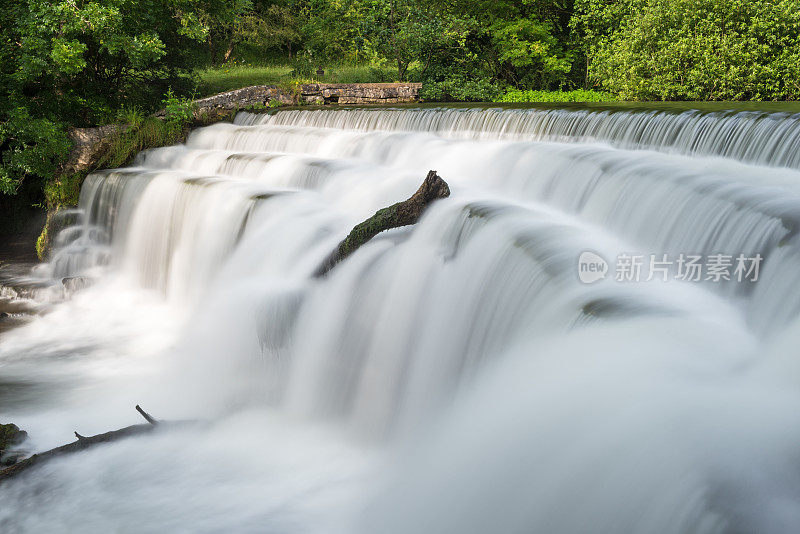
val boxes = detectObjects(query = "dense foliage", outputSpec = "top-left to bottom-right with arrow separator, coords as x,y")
0,0 -> 242,200
577,0 -> 800,100
286,0 -> 580,101
498,88 -> 617,103
225,0 -> 800,101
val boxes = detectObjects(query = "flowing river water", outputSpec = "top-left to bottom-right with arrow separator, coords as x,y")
3,105 -> 800,532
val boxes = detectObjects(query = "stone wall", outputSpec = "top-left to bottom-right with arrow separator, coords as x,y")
299,83 -> 423,105
193,82 -> 423,117
191,85 -> 290,118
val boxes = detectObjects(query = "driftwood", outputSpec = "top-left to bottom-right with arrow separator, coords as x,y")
136,404 -> 159,425
315,170 -> 450,276
0,406 -> 175,484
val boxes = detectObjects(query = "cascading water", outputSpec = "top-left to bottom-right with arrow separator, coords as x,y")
3,105 -> 800,533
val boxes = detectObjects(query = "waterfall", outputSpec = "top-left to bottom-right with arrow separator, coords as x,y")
236,107 -> 800,169
3,106 -> 800,533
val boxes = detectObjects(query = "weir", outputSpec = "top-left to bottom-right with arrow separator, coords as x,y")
3,106 -> 800,532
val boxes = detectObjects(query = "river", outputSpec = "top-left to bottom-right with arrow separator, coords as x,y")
2,105 -> 800,533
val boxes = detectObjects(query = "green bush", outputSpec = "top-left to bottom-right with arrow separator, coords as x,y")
116,106 -> 146,130
162,89 -> 197,128
290,54 -> 318,78
497,89 -> 618,103
100,116 -> 188,170
582,0 -> 800,100
422,76 -> 501,102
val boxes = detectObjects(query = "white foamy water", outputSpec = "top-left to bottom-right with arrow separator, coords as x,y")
3,106 -> 800,533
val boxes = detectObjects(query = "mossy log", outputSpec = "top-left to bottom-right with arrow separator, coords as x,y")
315,170 -> 451,277
0,406 -> 182,484
0,423 -> 28,466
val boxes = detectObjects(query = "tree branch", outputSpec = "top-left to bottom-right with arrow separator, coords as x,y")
314,170 -> 450,277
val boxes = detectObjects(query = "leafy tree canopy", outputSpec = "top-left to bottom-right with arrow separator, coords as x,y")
0,0 -> 244,195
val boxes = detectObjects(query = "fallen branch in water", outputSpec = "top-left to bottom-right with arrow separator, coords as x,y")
0,405 -> 180,484
136,404 -> 159,425
315,170 -> 450,277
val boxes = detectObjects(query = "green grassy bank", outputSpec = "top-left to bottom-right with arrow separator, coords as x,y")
196,63 -> 398,97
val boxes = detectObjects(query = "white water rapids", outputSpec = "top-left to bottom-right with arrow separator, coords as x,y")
3,106 -> 800,532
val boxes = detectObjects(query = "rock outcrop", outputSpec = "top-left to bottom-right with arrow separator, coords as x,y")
66,83 -> 422,176
63,124 -> 127,176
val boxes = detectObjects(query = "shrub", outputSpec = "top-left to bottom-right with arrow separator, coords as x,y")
497,89 -> 618,103
162,89 -> 196,128
422,76 -> 501,102
583,0 -> 800,100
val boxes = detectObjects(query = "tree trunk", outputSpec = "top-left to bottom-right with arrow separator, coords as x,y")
224,38 -> 236,63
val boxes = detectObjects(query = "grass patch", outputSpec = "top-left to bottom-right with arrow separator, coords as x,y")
196,65 -> 294,96
196,63 -> 398,97
321,64 -> 396,84
497,89 -> 619,103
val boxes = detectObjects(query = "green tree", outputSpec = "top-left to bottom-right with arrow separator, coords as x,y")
205,0 -> 302,64
0,109 -> 71,196
359,0 -> 462,81
439,0 -> 577,89
297,0 -> 365,63
8,0 -> 245,122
